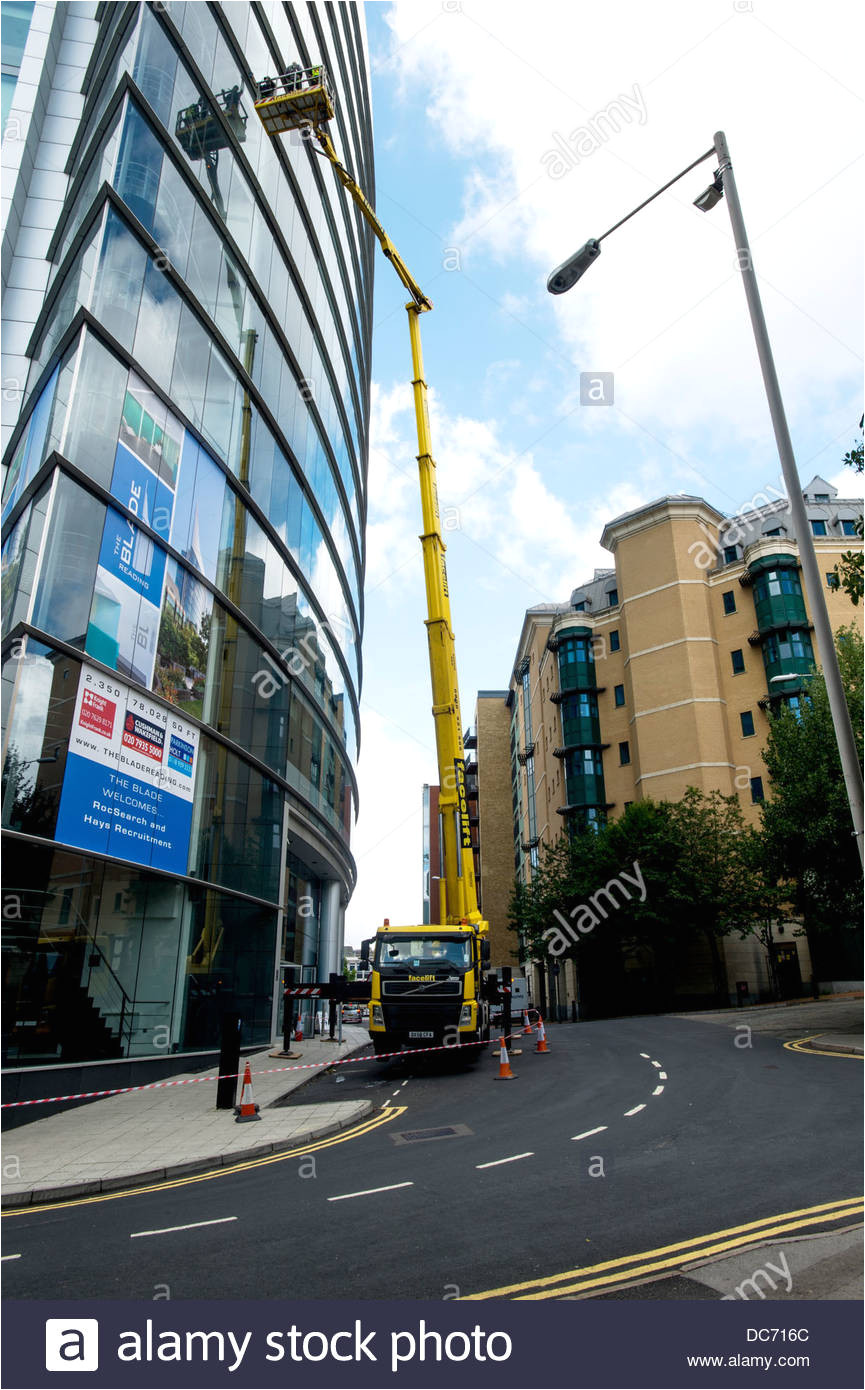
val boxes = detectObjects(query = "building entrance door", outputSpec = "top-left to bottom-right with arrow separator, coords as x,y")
772,944 -> 802,1000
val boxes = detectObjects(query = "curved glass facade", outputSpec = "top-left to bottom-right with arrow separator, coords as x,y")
1,2 -> 373,1065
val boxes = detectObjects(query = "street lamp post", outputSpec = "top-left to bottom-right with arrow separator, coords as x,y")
548,130 -> 864,869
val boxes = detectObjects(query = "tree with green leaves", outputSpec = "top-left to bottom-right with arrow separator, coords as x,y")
665,789 -> 767,1002
735,825 -> 794,1000
833,425 -> 863,605
508,790 -> 765,1013
760,625 -> 864,982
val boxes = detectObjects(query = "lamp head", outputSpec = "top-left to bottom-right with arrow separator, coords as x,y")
694,171 -> 724,212
547,238 -> 601,294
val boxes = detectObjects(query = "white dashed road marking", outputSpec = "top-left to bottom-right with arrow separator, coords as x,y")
624,1104 -> 646,1117
1,1253 -> 21,1261
571,1127 -> 608,1142
476,1153 -> 534,1169
328,1182 -> 413,1202
659,1071 -> 667,1080
639,1053 -> 650,1059
653,1085 -> 664,1096
651,1060 -> 662,1069
131,1217 -> 237,1239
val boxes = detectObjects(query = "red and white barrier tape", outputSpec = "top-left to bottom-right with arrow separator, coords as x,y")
1,1036 -> 494,1109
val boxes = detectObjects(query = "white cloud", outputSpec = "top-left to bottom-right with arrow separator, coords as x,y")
828,466 -> 865,500
366,368 -> 662,605
381,0 -> 863,445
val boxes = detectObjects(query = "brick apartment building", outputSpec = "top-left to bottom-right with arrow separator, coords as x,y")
479,476 -> 863,1018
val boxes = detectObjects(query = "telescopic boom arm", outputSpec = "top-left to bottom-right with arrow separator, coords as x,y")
254,70 -> 482,927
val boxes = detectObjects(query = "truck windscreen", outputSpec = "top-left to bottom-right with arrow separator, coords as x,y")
375,937 -> 471,971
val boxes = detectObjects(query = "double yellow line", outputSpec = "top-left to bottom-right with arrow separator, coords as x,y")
2,1105 -> 406,1217
783,1034 -> 864,1059
464,1196 -> 864,1300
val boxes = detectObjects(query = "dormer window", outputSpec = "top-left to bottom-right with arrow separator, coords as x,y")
813,493 -> 829,503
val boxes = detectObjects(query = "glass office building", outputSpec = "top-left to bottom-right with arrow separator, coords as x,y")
1,2 -> 373,1067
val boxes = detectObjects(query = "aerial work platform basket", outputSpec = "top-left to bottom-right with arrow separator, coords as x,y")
254,64 -> 335,135
176,86 -> 247,159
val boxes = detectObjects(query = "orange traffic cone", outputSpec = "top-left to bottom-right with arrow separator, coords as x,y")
535,1017 -> 549,1053
495,1036 -> 515,1079
522,1011 -> 535,1036
234,1061 -> 261,1122
294,1020 -> 303,1042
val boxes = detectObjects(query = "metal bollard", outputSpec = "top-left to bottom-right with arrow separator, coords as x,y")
216,1012 -> 242,1109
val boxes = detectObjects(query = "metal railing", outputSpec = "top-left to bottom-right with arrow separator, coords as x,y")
7,887 -> 170,1055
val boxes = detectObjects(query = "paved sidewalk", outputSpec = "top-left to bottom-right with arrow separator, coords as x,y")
2,1027 -> 373,1208
676,995 -> 863,1055
797,1032 -> 863,1056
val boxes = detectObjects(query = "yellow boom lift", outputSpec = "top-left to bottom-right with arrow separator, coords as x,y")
254,67 -> 491,1058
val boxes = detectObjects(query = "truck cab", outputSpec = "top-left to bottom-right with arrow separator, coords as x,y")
362,924 -> 490,1059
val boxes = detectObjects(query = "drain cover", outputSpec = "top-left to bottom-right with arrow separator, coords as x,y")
391,1123 -> 471,1145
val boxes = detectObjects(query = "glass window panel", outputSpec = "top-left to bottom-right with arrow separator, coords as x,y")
132,9 -> 178,125
1,640 -> 76,839
202,345 -> 237,455
153,558 -> 212,721
1,484 -> 50,637
224,157 -> 255,263
91,213 -> 147,351
114,102 -> 163,232
32,475 -> 104,648
247,206 -> 273,292
62,334 -> 129,491
170,305 -> 211,429
184,202 -> 222,320
189,737 -> 282,899
133,255 -> 181,383
151,156 -> 193,282
182,889 -> 277,1049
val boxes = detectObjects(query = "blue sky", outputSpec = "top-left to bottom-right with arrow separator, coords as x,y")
344,0 -> 864,944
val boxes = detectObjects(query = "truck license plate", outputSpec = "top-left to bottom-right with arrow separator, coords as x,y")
409,1031 -> 434,1039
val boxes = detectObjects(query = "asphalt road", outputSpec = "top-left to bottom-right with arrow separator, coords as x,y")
3,1014 -> 862,1301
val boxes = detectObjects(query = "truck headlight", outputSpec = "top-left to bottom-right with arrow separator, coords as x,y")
371,1004 -> 384,1027
459,1003 -> 473,1027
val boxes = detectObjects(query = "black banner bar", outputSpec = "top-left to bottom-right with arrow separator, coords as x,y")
3,1298 -> 861,1389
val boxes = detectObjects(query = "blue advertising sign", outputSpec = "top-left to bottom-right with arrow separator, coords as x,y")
54,666 -> 200,875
